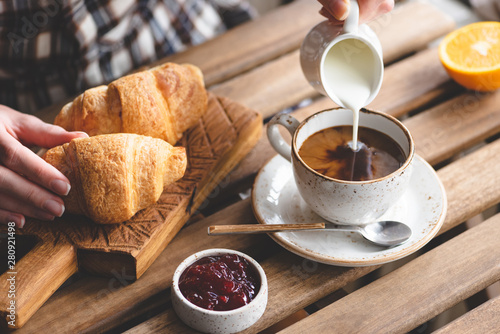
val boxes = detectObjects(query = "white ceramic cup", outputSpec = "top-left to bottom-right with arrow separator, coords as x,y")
300,0 -> 383,108
267,108 -> 415,225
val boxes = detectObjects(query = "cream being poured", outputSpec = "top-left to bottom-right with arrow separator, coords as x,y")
321,38 -> 379,151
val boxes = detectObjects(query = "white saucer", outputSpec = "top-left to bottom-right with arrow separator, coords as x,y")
251,154 -> 447,267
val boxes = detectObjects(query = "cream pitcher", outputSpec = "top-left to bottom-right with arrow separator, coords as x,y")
299,0 -> 384,149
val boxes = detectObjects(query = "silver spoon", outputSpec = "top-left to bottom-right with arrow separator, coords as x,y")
208,221 -> 412,247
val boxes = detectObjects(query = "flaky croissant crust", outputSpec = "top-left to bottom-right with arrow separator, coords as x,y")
44,134 -> 187,224
54,63 -> 208,145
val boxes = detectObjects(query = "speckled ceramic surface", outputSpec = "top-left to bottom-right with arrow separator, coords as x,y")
251,154 -> 447,267
171,248 -> 268,334
267,108 -> 415,225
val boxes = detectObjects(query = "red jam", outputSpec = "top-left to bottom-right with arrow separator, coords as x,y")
178,253 -> 261,311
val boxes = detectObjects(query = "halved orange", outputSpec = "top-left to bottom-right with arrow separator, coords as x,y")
439,21 -> 500,92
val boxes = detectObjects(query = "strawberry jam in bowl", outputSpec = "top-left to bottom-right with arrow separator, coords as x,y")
179,253 -> 261,311
171,249 -> 268,334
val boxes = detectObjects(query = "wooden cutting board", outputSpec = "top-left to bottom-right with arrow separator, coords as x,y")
0,93 -> 262,328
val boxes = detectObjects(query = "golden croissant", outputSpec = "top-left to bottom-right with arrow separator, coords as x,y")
43,134 -> 187,224
54,63 -> 208,145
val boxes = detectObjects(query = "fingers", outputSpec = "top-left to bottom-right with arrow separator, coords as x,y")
319,0 -> 350,21
0,130 -> 71,196
318,0 -> 394,24
0,107 -> 86,196
0,196 -> 57,228
0,165 -> 64,219
319,7 -> 343,24
0,105 -> 78,227
15,112 -> 88,148
0,210 -> 25,228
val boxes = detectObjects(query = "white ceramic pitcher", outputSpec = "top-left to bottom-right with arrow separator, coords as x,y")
300,1 -> 384,110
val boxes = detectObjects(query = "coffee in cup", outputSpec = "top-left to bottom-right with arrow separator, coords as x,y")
298,124 -> 406,181
267,108 -> 414,226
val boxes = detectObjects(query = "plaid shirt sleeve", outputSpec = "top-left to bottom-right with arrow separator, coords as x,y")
0,0 -> 255,114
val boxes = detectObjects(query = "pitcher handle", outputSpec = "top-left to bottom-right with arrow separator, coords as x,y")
267,113 -> 300,161
343,0 -> 359,34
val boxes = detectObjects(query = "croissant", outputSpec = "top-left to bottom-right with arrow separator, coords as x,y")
43,133 -> 187,224
54,63 -> 208,145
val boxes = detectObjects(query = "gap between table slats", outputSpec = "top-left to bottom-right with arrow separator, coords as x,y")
433,294 -> 500,334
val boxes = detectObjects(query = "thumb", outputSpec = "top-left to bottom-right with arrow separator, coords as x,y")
320,0 -> 351,21
18,114 -> 88,148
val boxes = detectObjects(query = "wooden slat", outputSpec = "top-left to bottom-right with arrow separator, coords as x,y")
125,249 -> 376,334
368,48 -> 464,117
433,295 -> 500,334
0,241 -> 77,328
124,309 -> 181,334
405,90 -> 500,165
252,45 -> 460,121
375,0 -> 455,63
150,0 -> 323,86
119,136 -> 500,333
209,50 -> 315,120
438,139 -> 500,233
278,213 -> 500,334
210,1 -> 455,120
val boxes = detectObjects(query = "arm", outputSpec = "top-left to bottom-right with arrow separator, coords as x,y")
0,105 -> 87,227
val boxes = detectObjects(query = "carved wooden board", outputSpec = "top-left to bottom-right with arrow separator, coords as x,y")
0,93 -> 262,328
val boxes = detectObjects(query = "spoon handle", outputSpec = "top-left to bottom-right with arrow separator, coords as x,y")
208,223 -> 325,235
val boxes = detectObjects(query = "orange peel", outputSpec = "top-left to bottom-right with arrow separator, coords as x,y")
439,21 -> 500,92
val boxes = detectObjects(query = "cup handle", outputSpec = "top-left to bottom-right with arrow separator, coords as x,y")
343,0 -> 359,34
267,113 -> 300,161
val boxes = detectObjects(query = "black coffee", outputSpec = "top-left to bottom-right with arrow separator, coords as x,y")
298,126 -> 406,181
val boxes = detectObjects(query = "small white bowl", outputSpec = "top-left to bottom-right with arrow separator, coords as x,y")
171,248 -> 268,334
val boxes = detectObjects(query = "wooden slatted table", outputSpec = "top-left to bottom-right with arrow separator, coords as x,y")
3,0 -> 500,332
